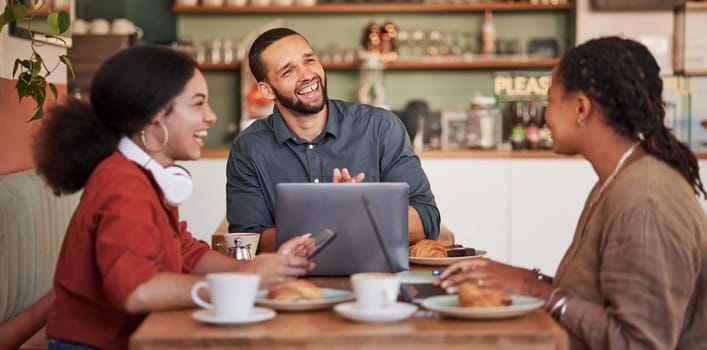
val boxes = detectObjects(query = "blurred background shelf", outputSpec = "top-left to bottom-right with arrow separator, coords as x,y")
198,57 -> 559,71
173,2 -> 573,14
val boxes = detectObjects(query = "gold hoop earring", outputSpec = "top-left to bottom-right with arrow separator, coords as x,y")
140,121 -> 169,152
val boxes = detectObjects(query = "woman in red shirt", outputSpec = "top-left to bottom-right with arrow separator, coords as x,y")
34,45 -> 315,350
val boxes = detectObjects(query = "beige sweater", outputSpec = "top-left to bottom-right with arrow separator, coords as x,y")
554,156 -> 707,350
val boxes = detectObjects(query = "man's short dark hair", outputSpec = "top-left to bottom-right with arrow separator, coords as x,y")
248,27 -> 302,82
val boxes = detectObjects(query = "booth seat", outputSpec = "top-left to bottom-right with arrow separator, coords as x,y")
0,169 -> 81,349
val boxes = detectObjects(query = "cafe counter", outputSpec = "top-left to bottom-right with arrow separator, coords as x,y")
180,150 -> 707,276
201,149 -> 707,159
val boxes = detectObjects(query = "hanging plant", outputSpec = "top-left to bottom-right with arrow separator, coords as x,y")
0,0 -> 74,121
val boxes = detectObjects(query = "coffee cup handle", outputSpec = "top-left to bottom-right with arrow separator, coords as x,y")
191,281 -> 212,309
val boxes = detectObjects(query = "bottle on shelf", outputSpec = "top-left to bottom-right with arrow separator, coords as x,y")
480,10 -> 496,56
467,95 -> 499,149
525,100 -> 540,150
510,101 -> 526,150
538,103 -> 553,149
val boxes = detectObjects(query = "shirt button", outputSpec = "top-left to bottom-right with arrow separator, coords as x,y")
314,178 -> 320,183
308,144 -> 314,150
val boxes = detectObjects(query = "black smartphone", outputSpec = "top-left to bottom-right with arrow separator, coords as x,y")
400,283 -> 447,304
308,228 -> 337,259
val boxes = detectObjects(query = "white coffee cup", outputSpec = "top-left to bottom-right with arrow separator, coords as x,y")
72,18 -> 88,35
224,233 -> 260,259
351,272 -> 400,310
111,18 -> 135,35
88,18 -> 110,35
191,273 -> 260,318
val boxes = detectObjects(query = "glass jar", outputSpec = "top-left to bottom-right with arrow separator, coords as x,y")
467,95 -> 499,149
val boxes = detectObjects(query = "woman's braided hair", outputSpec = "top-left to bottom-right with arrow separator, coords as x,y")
555,36 -> 705,198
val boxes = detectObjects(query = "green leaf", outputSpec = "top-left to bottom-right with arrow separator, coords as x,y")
13,58 -> 21,77
57,11 -> 70,34
11,3 -> 26,24
48,82 -> 58,100
15,79 -> 30,101
34,82 -> 46,101
47,12 -> 60,35
0,13 -> 7,32
31,55 -> 42,75
60,55 -> 74,79
28,107 -> 44,122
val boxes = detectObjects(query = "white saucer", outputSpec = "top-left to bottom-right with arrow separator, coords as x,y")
192,307 -> 276,325
334,302 -> 418,323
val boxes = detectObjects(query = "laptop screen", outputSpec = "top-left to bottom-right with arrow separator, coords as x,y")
275,182 -> 410,276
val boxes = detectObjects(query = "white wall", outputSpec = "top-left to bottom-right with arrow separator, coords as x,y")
177,159 -> 227,243
575,0 -> 674,73
0,1 -> 68,83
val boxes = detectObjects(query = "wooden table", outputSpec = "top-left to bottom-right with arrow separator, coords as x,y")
130,276 -> 568,350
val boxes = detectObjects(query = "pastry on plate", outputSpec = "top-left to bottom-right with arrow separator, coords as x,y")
458,284 -> 513,307
409,239 -> 448,258
266,279 -> 324,301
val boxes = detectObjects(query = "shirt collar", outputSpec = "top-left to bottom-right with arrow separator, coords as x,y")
271,100 -> 340,145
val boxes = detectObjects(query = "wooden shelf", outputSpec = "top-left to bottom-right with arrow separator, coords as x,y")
199,56 -> 558,71
174,2 -> 572,14
26,7 -> 69,16
386,56 -> 559,69
201,148 -> 707,159
684,1 -> 707,10
199,62 -> 240,70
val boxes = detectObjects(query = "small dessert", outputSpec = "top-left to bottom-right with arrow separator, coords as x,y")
458,284 -> 513,307
266,279 -> 323,301
409,239 -> 448,258
446,244 -> 476,257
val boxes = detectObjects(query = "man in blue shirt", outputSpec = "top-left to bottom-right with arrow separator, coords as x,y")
226,27 -> 440,252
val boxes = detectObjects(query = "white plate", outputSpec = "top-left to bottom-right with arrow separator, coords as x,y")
192,307 -> 276,325
256,288 -> 355,312
409,249 -> 487,266
421,294 -> 543,320
334,302 -> 418,323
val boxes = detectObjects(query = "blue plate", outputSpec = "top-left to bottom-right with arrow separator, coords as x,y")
422,294 -> 543,320
256,288 -> 354,311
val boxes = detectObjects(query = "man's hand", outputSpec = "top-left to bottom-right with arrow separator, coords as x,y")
332,168 -> 365,183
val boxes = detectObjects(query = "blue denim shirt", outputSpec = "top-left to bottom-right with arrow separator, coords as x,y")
226,99 -> 440,239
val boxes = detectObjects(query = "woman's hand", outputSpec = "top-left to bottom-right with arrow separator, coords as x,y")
277,234 -> 316,257
244,253 -> 314,289
433,258 -> 551,298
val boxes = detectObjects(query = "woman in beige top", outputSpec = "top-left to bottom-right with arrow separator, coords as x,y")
435,36 -> 707,350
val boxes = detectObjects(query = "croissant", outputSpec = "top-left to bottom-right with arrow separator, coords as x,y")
266,279 -> 324,301
409,239 -> 448,258
458,284 -> 513,307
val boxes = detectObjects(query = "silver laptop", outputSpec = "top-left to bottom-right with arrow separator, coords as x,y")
275,182 -> 410,276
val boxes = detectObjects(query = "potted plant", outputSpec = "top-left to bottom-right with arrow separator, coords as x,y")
0,0 -> 73,121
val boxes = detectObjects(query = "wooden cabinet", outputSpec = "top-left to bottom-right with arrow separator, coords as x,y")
67,34 -> 137,91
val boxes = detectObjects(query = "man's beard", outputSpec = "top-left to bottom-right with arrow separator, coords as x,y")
272,76 -> 328,115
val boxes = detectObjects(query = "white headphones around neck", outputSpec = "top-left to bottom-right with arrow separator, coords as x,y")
117,136 -> 193,207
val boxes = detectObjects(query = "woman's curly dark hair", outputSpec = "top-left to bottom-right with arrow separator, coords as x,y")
33,45 -> 199,195
555,36 -> 705,198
